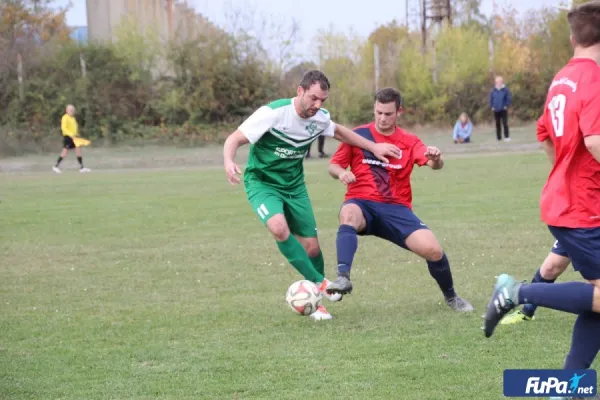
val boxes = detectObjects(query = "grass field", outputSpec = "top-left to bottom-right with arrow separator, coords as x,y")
1,125 -> 597,399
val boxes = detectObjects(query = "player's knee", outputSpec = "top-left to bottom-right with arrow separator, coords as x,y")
295,236 -> 320,257
418,241 -> 443,262
540,262 -> 561,280
304,241 -> 321,258
540,255 -> 569,280
266,216 -> 290,242
425,246 -> 444,262
339,205 -> 364,230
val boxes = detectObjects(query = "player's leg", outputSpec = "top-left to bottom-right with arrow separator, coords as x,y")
537,228 -> 600,370
564,305 -> 600,370
377,205 -> 474,312
483,226 -> 600,339
284,188 -> 336,319
502,245 -> 570,324
521,249 -> 569,318
325,200 -> 371,296
75,146 -> 90,172
283,188 -> 325,277
53,137 -> 72,173
246,185 -> 324,284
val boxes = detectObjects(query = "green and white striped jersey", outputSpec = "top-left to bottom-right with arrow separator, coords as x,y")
239,98 -> 336,191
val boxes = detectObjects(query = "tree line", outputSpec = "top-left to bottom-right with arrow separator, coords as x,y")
0,0 -> 587,155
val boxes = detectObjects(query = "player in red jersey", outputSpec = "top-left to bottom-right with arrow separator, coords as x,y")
484,0 -> 600,374
325,87 -> 474,312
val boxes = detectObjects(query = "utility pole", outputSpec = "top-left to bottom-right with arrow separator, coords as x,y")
374,43 -> 380,90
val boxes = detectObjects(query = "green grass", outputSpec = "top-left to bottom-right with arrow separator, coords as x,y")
0,146 -> 596,399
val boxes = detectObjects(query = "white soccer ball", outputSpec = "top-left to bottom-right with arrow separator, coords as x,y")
286,280 -> 322,316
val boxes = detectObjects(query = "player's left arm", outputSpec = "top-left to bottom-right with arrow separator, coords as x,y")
331,123 -> 401,163
414,139 -> 443,170
223,106 -> 276,185
424,146 -> 444,170
581,84 -> 600,163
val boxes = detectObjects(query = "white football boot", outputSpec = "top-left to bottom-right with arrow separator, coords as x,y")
310,305 -> 332,321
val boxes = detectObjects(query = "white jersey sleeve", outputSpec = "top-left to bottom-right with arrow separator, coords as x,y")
238,106 -> 278,144
323,119 -> 336,137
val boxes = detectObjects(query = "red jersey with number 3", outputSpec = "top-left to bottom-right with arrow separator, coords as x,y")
537,58 -> 600,228
330,123 -> 429,209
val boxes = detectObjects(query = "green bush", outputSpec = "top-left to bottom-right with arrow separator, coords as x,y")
0,0 -> 581,156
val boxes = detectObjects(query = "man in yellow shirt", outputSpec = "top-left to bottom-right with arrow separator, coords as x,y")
53,104 -> 90,173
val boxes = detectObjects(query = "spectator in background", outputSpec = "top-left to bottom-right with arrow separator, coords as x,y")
489,76 -> 512,142
453,112 -> 472,144
306,136 -> 328,158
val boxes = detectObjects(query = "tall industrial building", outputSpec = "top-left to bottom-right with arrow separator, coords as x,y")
86,0 -> 219,43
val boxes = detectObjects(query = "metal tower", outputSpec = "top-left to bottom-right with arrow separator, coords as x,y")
421,0 -> 452,51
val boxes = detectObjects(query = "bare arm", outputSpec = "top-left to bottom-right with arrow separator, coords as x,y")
426,157 -> 444,170
328,163 -> 346,179
541,138 -> 556,165
333,124 -> 377,152
329,163 -> 356,185
224,130 -> 250,164
585,135 -> 600,163
333,124 -> 401,162
423,146 -> 444,170
223,130 -> 250,185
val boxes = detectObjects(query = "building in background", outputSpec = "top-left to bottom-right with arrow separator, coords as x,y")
85,0 -> 219,43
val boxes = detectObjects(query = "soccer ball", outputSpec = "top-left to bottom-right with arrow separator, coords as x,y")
286,280 -> 322,316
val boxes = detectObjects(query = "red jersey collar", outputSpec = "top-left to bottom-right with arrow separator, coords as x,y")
568,57 -> 599,67
368,122 -> 402,137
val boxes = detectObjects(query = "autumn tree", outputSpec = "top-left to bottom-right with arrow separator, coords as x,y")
0,0 -> 72,124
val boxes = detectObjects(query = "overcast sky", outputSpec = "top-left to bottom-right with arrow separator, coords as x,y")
57,0 -> 568,35
54,0 -> 568,60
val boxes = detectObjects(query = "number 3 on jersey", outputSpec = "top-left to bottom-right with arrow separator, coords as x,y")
548,94 -> 567,137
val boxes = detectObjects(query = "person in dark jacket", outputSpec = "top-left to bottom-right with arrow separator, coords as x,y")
306,136 -> 328,158
489,76 -> 512,141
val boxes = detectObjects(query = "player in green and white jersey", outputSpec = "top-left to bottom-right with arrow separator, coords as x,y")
223,70 -> 401,321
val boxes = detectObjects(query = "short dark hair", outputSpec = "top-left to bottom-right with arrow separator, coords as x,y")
568,0 -> 600,48
299,70 -> 331,91
375,87 -> 403,109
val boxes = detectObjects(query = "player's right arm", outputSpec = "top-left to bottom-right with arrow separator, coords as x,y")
581,82 -> 600,163
537,115 -> 555,165
328,143 -> 356,184
223,106 -> 277,185
332,123 -> 401,163
223,131 -> 249,185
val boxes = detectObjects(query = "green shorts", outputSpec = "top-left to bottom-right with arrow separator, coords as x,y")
245,182 -> 318,238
